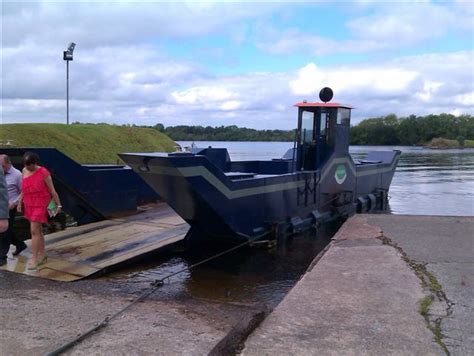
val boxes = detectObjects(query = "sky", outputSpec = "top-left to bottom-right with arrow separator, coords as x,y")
1,0 -> 473,129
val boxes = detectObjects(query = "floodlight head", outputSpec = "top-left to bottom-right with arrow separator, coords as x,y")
68,43 -> 76,53
63,50 -> 73,61
63,42 -> 76,61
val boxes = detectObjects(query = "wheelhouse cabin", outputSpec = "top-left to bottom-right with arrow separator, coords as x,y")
294,102 -> 352,171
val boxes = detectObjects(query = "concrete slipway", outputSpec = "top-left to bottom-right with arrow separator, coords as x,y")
243,215 -> 473,355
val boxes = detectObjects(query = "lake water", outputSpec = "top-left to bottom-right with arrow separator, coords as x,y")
178,141 -> 474,217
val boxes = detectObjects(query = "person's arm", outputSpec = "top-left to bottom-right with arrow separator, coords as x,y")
10,170 -> 22,209
17,192 -> 23,213
0,168 -> 9,232
44,175 -> 62,214
17,168 -> 26,213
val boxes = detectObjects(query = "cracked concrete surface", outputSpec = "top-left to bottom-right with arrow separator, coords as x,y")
243,215 -> 444,355
368,215 -> 474,356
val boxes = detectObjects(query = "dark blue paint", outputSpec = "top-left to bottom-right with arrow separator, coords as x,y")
120,103 -> 401,242
0,147 -> 159,224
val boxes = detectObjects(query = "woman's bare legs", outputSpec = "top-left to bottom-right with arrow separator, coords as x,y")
29,222 -> 45,266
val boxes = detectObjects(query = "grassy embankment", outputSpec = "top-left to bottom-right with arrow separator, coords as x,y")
425,137 -> 474,149
0,123 -> 176,164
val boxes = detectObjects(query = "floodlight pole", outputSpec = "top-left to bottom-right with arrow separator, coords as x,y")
66,60 -> 70,125
63,42 -> 75,125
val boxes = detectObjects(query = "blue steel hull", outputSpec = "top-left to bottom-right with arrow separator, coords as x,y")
1,147 -> 159,225
119,149 -> 400,242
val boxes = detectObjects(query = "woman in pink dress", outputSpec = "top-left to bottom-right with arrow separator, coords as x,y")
18,152 -> 62,270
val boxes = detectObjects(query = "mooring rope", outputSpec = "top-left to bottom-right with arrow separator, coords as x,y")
44,233 -> 267,356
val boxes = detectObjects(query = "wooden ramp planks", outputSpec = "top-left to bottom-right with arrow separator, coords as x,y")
0,203 -> 188,282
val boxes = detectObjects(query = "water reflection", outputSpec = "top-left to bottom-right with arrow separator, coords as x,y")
350,146 -> 474,216
107,227 -> 336,307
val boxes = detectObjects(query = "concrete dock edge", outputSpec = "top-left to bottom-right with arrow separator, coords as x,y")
242,214 -> 447,355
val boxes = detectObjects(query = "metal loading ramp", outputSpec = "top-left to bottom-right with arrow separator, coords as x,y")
0,204 -> 188,281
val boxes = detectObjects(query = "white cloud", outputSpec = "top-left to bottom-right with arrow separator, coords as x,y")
220,100 -> 242,111
347,4 -> 450,44
172,86 -> 236,105
1,2 -> 472,128
289,63 -> 419,98
454,92 -> 474,106
288,51 -> 473,123
450,108 -> 463,117
1,2 -> 280,49
2,51 -> 473,127
256,2 -> 473,56
416,81 -> 444,102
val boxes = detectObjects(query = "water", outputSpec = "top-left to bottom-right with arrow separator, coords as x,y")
351,146 -> 474,216
108,228 -> 336,307
178,141 -> 474,216
108,142 -> 473,306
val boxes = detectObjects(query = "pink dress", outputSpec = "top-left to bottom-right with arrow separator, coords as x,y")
22,167 -> 51,223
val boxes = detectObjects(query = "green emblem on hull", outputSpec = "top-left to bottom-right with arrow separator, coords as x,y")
335,164 -> 347,184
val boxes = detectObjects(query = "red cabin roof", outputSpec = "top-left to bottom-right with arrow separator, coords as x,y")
294,102 -> 353,109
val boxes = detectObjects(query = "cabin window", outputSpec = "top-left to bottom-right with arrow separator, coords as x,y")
337,108 -> 350,125
301,111 -> 314,143
320,112 -> 328,136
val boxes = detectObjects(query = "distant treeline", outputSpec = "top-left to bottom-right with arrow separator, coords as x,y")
350,113 -> 474,145
150,113 -> 474,145
152,123 -> 295,141
92,113 -> 473,145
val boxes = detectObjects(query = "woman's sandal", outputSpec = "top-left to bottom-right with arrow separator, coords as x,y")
27,261 -> 38,270
27,255 -> 48,270
37,255 -> 48,267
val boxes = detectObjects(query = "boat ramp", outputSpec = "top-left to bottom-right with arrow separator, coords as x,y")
0,203 -> 188,281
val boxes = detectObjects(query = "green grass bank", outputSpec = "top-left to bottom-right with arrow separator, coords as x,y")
0,123 -> 176,164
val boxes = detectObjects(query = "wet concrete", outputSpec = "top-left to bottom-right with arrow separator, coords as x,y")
0,226 -> 335,354
0,268 -> 249,355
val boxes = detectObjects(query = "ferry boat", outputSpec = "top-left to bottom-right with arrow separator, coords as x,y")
120,88 -> 400,242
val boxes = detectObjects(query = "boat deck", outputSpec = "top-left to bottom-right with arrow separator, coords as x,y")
0,203 -> 188,282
